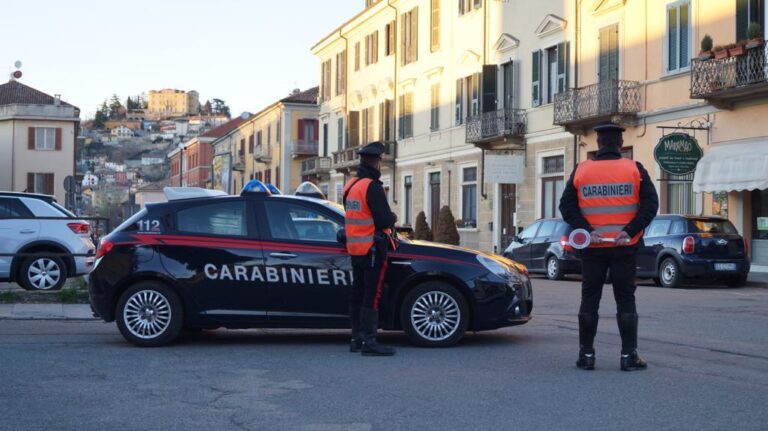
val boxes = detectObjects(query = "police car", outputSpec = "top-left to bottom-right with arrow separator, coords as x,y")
88,182 -> 532,347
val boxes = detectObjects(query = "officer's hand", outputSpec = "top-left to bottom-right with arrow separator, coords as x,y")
590,231 -> 605,244
615,231 -> 631,246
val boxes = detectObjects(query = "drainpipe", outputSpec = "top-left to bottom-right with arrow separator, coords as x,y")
387,0 -> 399,204
480,0 -> 488,200
572,0 -> 580,170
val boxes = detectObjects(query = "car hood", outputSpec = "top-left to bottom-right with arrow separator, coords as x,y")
398,240 -> 527,274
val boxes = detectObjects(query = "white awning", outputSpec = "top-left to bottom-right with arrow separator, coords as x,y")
693,142 -> 768,193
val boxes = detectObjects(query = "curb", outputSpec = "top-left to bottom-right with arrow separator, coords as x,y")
0,304 -> 97,320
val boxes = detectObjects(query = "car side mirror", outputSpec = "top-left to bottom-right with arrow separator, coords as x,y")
336,228 -> 347,245
513,235 -> 523,243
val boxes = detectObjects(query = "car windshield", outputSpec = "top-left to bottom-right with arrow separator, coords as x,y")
687,219 -> 737,234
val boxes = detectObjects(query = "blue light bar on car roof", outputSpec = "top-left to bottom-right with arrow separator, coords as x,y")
240,180 -> 272,195
265,183 -> 281,195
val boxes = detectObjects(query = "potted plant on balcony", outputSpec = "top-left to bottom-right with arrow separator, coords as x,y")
698,35 -> 714,59
746,22 -> 764,49
713,45 -> 729,59
727,42 -> 747,57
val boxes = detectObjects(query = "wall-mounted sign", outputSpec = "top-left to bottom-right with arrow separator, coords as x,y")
654,133 -> 703,175
485,151 -> 525,184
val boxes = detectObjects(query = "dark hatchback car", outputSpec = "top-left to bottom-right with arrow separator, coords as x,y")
503,218 -> 581,280
89,187 -> 532,347
637,215 -> 750,288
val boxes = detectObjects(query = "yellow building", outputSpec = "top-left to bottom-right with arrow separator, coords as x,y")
147,89 -> 200,118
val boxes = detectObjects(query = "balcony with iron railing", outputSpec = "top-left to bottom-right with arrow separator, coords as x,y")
254,144 -> 272,163
553,79 -> 641,133
690,45 -> 768,107
232,153 -> 245,171
465,107 -> 527,147
300,156 -> 332,177
332,141 -> 395,172
293,139 -> 319,157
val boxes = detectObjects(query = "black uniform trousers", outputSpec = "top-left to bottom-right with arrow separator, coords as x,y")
350,243 -> 389,311
579,246 -> 638,316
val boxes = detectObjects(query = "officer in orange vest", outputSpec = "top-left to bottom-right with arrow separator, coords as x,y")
559,123 -> 658,371
343,142 -> 397,356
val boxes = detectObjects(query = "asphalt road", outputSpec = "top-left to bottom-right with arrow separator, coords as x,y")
1,278 -> 767,431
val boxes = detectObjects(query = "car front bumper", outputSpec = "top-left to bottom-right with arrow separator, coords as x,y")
472,277 -> 533,331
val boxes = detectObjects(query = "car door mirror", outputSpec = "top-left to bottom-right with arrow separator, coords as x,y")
336,228 -> 347,245
513,235 -> 524,243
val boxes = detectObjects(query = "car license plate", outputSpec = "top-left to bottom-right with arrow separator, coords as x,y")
714,263 -> 737,271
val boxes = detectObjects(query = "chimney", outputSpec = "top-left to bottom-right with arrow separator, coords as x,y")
54,94 -> 61,106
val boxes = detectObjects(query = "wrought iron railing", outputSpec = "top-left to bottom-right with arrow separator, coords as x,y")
691,45 -> 768,98
232,153 -> 245,171
465,107 -> 527,143
553,79 -> 641,125
254,144 -> 272,162
293,139 -> 319,156
300,156 -> 331,176
332,142 -> 395,170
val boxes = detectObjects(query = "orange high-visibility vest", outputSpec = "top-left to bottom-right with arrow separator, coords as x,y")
573,158 -> 642,248
343,177 -> 377,256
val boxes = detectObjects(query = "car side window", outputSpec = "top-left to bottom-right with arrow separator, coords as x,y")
264,201 -> 342,243
537,221 -> 556,239
519,222 -> 540,240
0,198 -> 33,218
645,220 -> 672,238
176,201 -> 247,237
669,220 -> 686,235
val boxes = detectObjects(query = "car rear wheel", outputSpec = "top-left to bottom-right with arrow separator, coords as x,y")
116,282 -> 183,347
659,258 -> 683,289
726,273 -> 748,287
19,255 -> 66,291
400,282 -> 469,348
546,256 -> 564,280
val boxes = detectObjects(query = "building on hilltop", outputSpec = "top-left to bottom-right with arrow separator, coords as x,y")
0,79 -> 80,204
147,89 -> 200,119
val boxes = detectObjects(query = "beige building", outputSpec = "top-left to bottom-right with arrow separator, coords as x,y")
147,89 -> 200,119
0,80 -> 80,204
211,88 -> 319,195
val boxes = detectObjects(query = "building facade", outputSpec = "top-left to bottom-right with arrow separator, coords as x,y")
168,137 -> 214,188
211,88 -> 319,195
0,80 -> 80,204
148,89 -> 200,119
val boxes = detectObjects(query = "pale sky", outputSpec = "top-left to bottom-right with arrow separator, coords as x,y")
1,0 -> 359,119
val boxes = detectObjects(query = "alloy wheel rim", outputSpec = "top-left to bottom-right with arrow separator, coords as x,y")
123,290 -> 172,339
548,258 -> 558,278
411,291 -> 460,341
662,262 -> 676,284
27,258 -> 61,290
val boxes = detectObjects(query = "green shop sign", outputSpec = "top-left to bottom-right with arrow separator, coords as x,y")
654,133 -> 703,175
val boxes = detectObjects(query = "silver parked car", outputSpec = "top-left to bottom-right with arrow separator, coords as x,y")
0,192 -> 95,290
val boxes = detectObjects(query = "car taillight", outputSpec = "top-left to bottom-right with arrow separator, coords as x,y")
560,235 -> 573,252
67,222 -> 90,234
96,240 -> 114,259
683,236 -> 695,254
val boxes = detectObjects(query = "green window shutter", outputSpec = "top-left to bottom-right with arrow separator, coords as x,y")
532,50 -> 541,107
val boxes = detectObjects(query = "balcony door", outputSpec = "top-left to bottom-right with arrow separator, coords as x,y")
598,24 -> 620,115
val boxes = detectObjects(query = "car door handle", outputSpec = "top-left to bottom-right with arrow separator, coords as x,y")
270,252 -> 297,259
19,229 -> 36,234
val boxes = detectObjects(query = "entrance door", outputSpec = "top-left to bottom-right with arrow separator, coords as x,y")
429,172 -> 441,234
500,184 -> 517,249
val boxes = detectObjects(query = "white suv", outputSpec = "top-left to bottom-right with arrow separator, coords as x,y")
0,192 -> 95,290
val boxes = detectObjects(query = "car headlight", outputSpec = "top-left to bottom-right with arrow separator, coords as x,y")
476,255 -> 512,279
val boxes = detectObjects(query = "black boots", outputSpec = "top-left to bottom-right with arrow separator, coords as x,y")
349,305 -> 362,353
359,307 -> 395,356
617,313 -> 647,371
576,313 -> 598,370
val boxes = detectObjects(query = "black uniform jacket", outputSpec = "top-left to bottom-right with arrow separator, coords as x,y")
559,146 -> 659,239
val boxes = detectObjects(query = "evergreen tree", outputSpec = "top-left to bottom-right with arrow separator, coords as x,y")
434,206 -> 460,245
108,94 -> 124,119
414,211 -> 433,241
93,100 -> 109,129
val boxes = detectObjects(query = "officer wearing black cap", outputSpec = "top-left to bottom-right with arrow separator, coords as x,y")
342,141 -> 397,356
559,123 -> 658,371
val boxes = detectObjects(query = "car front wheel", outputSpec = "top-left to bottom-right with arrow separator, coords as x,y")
19,255 -> 66,291
659,258 -> 683,289
546,256 -> 564,280
116,282 -> 183,347
400,282 -> 469,347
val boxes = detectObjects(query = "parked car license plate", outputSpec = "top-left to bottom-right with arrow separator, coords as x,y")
714,263 -> 737,271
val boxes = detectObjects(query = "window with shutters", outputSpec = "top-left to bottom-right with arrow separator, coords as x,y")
354,42 -> 361,71
540,155 -> 564,219
401,7 -> 418,66
430,83 -> 440,131
458,0 -> 475,15
502,61 -> 514,108
599,25 -> 619,82
322,123 -> 329,157
267,125 -> 271,145
337,117 -> 344,151
378,99 -> 394,141
362,107 -> 373,145
470,73 -> 480,116
34,127 -> 56,150
532,43 -> 569,106
348,111 -> 360,147
430,0 -> 440,52
460,167 -> 478,228
398,92 -> 414,138
248,134 -> 255,154
455,79 -> 464,125
385,21 -> 396,56
321,59 -> 332,101
335,50 -> 346,95
737,0 -> 765,41
28,173 -> 55,195
666,1 -> 691,74
365,31 -> 379,66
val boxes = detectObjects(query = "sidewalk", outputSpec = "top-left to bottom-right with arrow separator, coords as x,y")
0,304 -> 95,320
